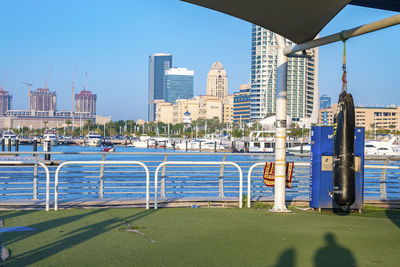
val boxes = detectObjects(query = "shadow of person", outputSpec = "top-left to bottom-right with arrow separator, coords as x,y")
314,233 -> 357,267
385,208 -> 400,228
272,247 -> 296,267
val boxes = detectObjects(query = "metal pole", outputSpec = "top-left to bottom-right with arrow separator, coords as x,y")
284,14 -> 400,56
272,34 -> 290,213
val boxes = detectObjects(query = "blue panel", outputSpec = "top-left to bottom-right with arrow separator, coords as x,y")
310,126 -> 364,209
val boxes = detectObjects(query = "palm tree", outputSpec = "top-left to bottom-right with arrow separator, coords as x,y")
65,119 -> 72,135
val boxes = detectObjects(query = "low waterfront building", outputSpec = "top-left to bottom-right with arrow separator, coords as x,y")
155,100 -> 174,124
223,94 -> 234,124
0,110 -> 97,129
319,105 -> 400,131
173,98 -> 201,124
155,95 -> 226,124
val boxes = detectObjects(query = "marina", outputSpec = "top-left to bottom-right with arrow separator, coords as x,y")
0,144 -> 399,210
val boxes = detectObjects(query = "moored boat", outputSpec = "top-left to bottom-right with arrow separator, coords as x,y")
85,131 -> 102,147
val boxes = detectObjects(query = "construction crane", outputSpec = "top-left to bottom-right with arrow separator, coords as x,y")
1,69 -> 8,91
72,65 -> 78,132
44,64 -> 52,90
83,72 -> 87,91
22,81 -> 33,109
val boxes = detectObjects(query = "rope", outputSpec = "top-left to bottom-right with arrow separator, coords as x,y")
339,31 -> 347,93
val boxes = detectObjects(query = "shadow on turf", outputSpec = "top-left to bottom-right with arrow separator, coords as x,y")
271,233 -> 357,267
2,208 -> 156,266
272,247 -> 295,267
385,209 -> 400,228
314,233 -> 357,267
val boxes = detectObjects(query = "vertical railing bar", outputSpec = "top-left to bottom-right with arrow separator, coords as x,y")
99,154 -> 106,199
380,159 -> 389,199
161,155 -> 168,198
33,154 -> 39,200
218,155 -> 227,197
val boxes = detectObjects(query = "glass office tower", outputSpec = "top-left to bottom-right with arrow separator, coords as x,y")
148,53 -> 172,121
165,68 -> 194,104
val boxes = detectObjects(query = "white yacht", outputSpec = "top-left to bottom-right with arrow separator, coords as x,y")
248,131 -> 304,153
365,137 -> 400,156
2,130 -> 17,146
43,130 -> 58,146
85,131 -> 102,147
287,144 -> 311,154
176,139 -> 226,150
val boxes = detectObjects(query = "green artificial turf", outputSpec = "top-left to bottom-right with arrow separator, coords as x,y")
0,207 -> 399,266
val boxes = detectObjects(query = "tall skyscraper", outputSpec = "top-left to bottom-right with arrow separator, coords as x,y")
0,90 -> 11,116
148,53 -> 172,121
29,88 -> 56,112
165,68 -> 194,104
206,62 -> 228,99
75,89 -> 97,115
320,95 -> 331,109
250,25 -> 318,121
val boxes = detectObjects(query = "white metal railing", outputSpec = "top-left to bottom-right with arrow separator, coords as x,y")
54,161 -> 150,210
154,161 -> 243,209
247,162 -> 400,207
0,161 -> 51,211
247,162 -> 310,208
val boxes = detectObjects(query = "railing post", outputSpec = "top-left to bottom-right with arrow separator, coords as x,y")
99,154 -> 106,199
218,155 -> 227,197
380,159 -> 389,199
33,153 -> 39,200
161,155 -> 168,198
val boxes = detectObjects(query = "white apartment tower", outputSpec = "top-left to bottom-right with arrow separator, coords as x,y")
250,25 -> 318,121
206,62 -> 228,99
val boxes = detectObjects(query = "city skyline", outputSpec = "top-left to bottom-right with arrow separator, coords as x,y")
0,0 -> 399,121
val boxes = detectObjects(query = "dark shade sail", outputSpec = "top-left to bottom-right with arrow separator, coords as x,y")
181,0 -> 399,43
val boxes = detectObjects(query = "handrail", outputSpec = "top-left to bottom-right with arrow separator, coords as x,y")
247,162 -> 314,208
54,161 -> 150,210
0,161 -> 51,211
154,161 -> 243,209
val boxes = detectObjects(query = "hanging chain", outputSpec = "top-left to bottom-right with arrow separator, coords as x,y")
340,31 -> 347,92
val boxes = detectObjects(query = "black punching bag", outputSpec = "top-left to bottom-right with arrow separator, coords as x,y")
333,91 -> 355,206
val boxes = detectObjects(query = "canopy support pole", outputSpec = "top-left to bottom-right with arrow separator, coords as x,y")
271,35 -> 290,213
284,14 -> 400,56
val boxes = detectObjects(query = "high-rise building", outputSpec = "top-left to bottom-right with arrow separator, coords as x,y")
320,95 -> 331,109
148,53 -> 172,121
0,90 -> 11,116
75,89 -> 97,115
233,83 -> 251,124
165,68 -> 194,104
29,88 -> 56,112
206,62 -> 228,99
250,26 -> 318,121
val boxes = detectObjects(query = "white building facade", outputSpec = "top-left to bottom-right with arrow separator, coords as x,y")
250,26 -> 319,122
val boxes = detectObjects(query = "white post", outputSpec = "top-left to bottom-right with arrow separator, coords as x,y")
272,34 -> 290,212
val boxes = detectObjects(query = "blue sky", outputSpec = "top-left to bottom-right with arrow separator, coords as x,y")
0,0 -> 399,120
